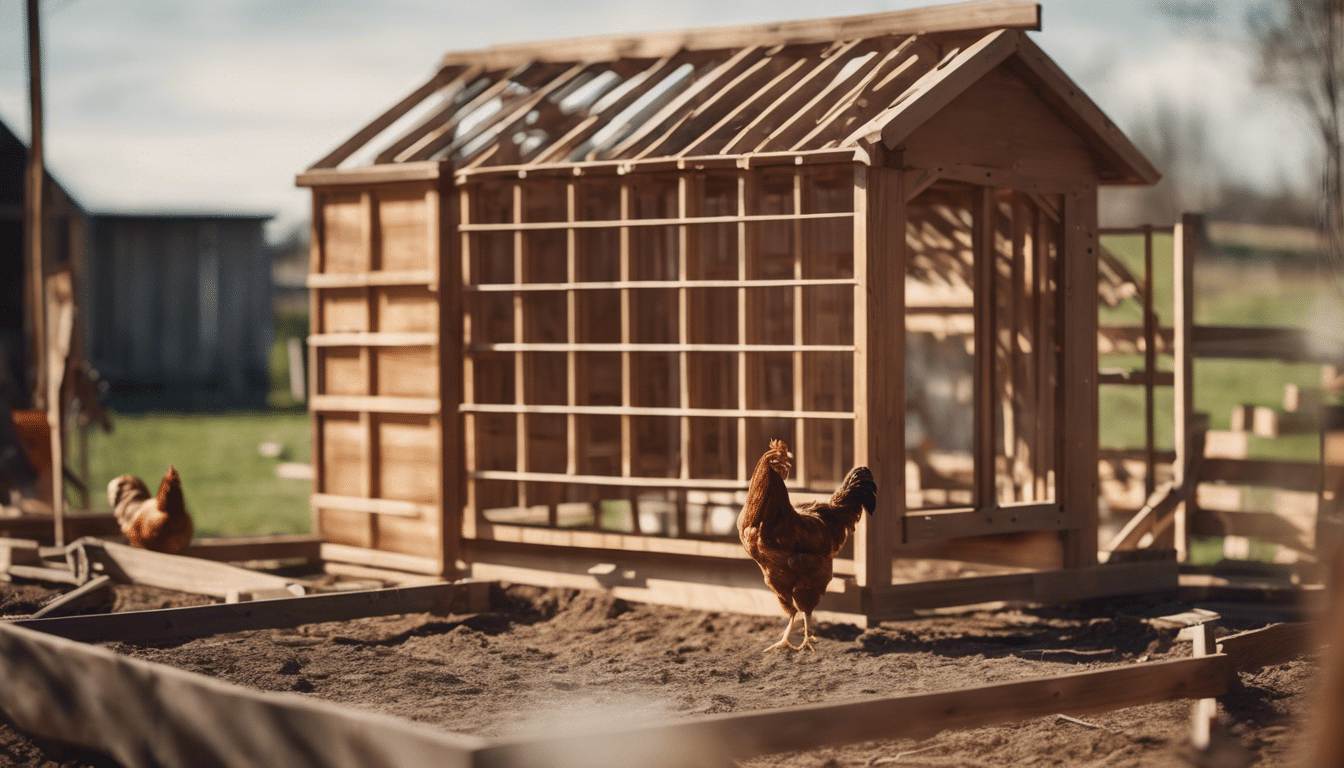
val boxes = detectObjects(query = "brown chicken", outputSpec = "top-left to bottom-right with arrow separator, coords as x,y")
107,466 -> 194,554
738,440 -> 876,652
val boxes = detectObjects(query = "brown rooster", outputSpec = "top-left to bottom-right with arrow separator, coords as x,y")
107,466 -> 194,554
738,440 -> 876,652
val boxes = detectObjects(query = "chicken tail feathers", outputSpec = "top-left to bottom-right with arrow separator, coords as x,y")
832,466 -> 877,517
156,465 -> 187,517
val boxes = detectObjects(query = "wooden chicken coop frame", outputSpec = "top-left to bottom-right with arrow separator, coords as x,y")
296,0 -> 1167,623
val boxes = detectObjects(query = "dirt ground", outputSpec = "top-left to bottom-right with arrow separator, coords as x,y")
0,579 -> 1317,767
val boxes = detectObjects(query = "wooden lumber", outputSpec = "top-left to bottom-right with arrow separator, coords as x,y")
3,563 -> 81,585
13,581 -> 489,643
852,165 -> 901,584
0,621 -> 485,768
1189,622 -> 1218,751
864,560 -> 1178,616
181,535 -> 323,563
477,654 -> 1228,768
853,29 -> 1019,149
78,539 -> 304,599
1201,458 -> 1330,493
903,503 -> 1066,541
28,575 -> 112,618
1060,191 -> 1100,567
309,66 -> 463,170
438,2 -> 1042,69
296,161 -> 450,187
1216,622 -> 1314,671
1172,214 -> 1198,561
320,542 -> 442,575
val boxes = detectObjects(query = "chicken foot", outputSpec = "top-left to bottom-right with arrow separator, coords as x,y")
763,613 -> 801,652
796,612 -> 818,652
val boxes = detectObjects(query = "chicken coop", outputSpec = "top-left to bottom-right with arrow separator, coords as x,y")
296,0 -> 1164,623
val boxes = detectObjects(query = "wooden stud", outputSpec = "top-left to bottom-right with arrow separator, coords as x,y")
852,163 -> 902,583
619,182 -> 633,480
436,176 -> 464,575
1173,214 -> 1198,562
1143,225 -> 1156,498
973,185 -> 996,511
1060,189 -> 1099,568
456,210 -> 854,232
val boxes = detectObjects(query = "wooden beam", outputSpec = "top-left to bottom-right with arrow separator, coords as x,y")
0,621 -> 486,768
1060,190 -> 1099,568
78,539 -> 303,599
369,66 -> 486,165
849,29 -> 1019,149
24,0 -> 45,413
13,581 -> 489,643
1217,622 -> 1314,671
438,2 -> 1043,70
972,185 -> 996,513
1172,214 -> 1198,561
295,160 -> 450,187
28,574 -> 112,618
903,502 -> 1066,541
865,560 -> 1178,616
181,535 -> 323,563
309,66 -> 464,170
852,164 -> 901,582
477,653 -> 1226,768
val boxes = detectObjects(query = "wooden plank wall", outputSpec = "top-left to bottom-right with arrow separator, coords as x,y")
308,171 -> 455,575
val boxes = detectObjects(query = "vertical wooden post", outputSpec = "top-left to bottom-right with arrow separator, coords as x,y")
436,168 -> 464,577
791,170 -> 809,488
736,171 -> 755,483
1060,189 -> 1099,568
360,191 -> 377,550
1173,213 -> 1199,562
973,186 -> 997,511
512,183 -> 528,511
1318,406 -> 1344,565
852,161 -> 902,588
459,183 -> 479,540
563,179 -> 578,529
25,0 -> 46,412
1189,621 -> 1218,750
308,194 -> 326,536
1142,225 -> 1157,498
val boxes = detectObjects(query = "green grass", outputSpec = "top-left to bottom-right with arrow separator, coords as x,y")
85,411 -> 312,538
1098,233 -> 1342,462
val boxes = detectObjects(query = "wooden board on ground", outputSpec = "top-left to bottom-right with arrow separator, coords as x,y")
1217,622 -> 1316,671
478,654 -> 1232,768
13,580 -> 490,643
78,538 -> 306,599
28,575 -> 113,619
0,620 -> 485,768
182,535 -> 323,563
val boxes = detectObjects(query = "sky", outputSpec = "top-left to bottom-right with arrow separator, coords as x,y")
0,0 -> 1319,241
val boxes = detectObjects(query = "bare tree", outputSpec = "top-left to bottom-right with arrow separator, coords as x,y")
1254,0 -> 1344,291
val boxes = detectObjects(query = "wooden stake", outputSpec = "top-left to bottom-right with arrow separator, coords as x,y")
24,0 -> 46,412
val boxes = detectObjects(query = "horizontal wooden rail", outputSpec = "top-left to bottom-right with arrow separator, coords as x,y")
311,494 -> 435,518
0,620 -> 485,768
12,581 -> 488,643
460,403 -> 855,420
466,278 -> 858,292
181,535 -> 323,563
308,332 -> 438,347
306,270 -> 436,289
459,210 -> 853,232
473,470 -> 784,490
468,342 -> 855,353
474,522 -> 751,560
903,502 -> 1067,541
1098,368 -> 1174,387
309,395 -> 441,415
865,560 -> 1179,615
477,653 -> 1229,768
1100,226 -> 1176,236
1217,622 -> 1315,671
450,147 -> 867,180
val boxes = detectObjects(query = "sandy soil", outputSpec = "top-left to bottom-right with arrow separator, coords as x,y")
0,581 -> 1316,767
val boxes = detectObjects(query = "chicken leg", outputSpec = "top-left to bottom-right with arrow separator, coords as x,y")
796,612 -> 818,652
764,613 -> 800,652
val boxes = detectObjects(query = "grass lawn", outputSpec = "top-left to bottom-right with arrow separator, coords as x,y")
85,410 -> 312,538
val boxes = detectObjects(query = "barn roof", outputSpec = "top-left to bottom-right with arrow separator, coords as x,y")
303,1 -> 1157,185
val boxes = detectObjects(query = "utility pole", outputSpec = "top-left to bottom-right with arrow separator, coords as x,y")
25,0 -> 46,411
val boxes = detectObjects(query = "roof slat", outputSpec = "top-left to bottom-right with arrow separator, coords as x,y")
788,37 -> 936,151
529,53 -> 696,165
451,63 -> 597,166
719,39 -> 876,155
370,65 -> 484,165
635,45 -> 827,160
309,65 -> 463,170
843,28 -> 1020,149
438,1 -> 1041,70
599,46 -> 770,160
